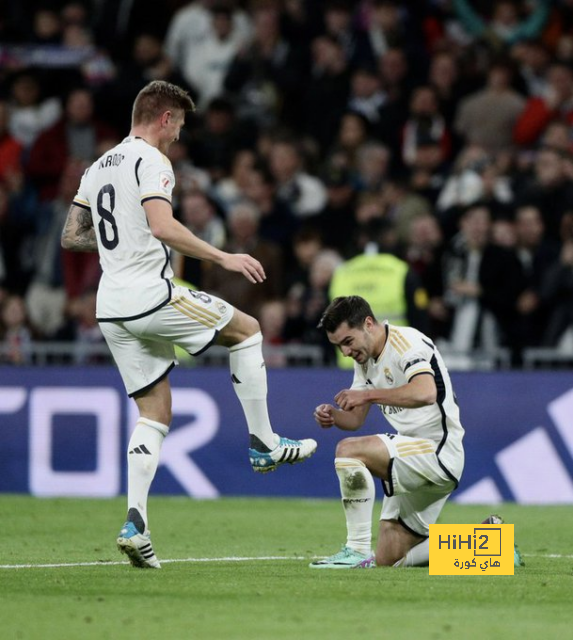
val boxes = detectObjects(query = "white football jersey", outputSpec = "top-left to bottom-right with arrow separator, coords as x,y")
73,136 -> 176,321
351,323 -> 464,485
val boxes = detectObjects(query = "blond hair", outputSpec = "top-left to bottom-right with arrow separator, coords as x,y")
132,81 -> 195,125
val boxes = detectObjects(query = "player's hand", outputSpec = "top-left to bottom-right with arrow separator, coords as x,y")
334,389 -> 369,411
314,403 -> 335,428
221,253 -> 266,283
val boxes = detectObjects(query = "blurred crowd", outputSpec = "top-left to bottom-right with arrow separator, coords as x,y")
2,0 -> 573,366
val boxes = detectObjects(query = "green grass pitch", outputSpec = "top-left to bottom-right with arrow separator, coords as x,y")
1,496 -> 572,640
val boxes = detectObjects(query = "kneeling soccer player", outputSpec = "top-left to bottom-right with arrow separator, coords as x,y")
310,295 -> 463,568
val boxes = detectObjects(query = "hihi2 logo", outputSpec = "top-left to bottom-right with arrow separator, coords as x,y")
429,524 -> 514,575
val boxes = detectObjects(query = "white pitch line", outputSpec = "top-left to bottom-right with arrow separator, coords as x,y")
1,553 -> 571,570
0,555 -> 307,570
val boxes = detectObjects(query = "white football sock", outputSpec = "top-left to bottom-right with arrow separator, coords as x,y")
127,417 -> 169,530
394,538 -> 430,567
229,331 -> 277,450
335,457 -> 376,556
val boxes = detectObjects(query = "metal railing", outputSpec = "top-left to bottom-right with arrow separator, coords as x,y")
0,341 -> 326,367
1,341 -> 571,370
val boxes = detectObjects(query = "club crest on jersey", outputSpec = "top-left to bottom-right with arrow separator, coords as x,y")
384,367 -> 395,385
216,301 -> 227,314
159,172 -> 172,193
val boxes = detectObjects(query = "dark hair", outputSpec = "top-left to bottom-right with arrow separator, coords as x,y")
252,161 -> 276,187
318,296 -> 375,332
132,81 -> 195,126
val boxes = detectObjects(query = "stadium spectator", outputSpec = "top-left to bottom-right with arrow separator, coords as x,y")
436,145 -> 514,234
269,137 -> 327,218
175,190 -> 226,290
402,85 -> 452,169
329,110 -> 371,172
513,205 -> 559,351
441,203 -> 522,354
347,65 -> 388,127
203,201 -> 283,317
404,213 -> 447,338
241,162 -> 299,251
284,247 -> 342,359
92,0 -> 173,62
453,0 -> 550,51
311,165 -> 357,254
353,141 -> 391,193
6,73 -> 61,149
259,298 -> 287,347
329,218 -> 430,369
510,38 -> 551,98
259,298 -> 288,367
380,177 -> 432,245
164,0 -> 252,75
104,33 -> 188,133
177,4 -> 248,109
455,61 -> 525,153
212,148 -> 258,212
54,288 -> 106,364
283,225 -> 324,296
378,46 -> 411,103
514,145 -> 573,243
541,120 -> 573,152
0,100 -> 23,182
514,62 -> 573,147
27,87 -> 116,201
428,50 -> 463,127
353,192 -> 385,228
406,134 -> 449,208
304,34 -> 351,152
166,137 -> 211,205
0,165 -> 51,295
26,159 -> 88,339
30,7 -> 62,45
189,97 -> 253,181
321,0 -> 373,68
0,294 -> 33,364
364,0 -> 408,59
540,235 -> 573,349
224,1 -> 307,128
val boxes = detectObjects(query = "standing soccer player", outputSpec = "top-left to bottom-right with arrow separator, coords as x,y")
310,296 -> 464,568
61,81 -> 316,569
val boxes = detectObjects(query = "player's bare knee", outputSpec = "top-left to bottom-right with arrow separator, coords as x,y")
335,437 -> 362,459
218,310 -> 260,346
242,314 -> 260,338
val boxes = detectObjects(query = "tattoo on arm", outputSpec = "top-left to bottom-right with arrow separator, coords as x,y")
61,205 -> 98,252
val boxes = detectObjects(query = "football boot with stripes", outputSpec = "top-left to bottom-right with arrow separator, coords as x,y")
249,435 -> 317,473
309,546 -> 376,569
482,514 -> 525,567
117,521 -> 161,569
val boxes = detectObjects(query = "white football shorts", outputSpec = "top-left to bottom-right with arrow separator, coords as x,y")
99,285 -> 234,397
376,433 -> 458,537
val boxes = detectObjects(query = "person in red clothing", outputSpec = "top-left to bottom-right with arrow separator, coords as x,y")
27,87 -> 116,201
514,62 -> 573,147
0,100 -> 23,182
